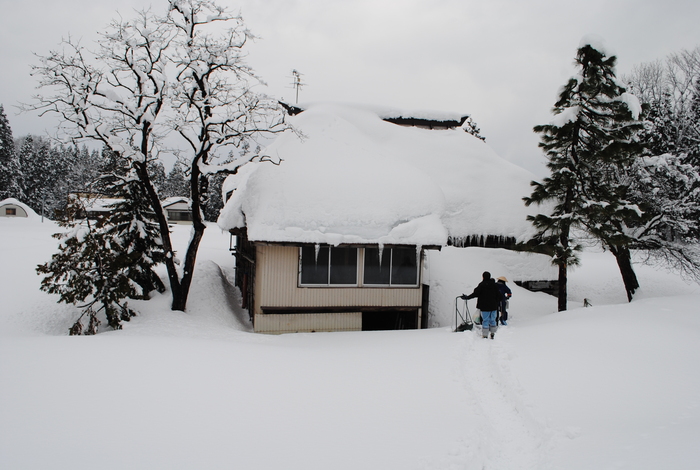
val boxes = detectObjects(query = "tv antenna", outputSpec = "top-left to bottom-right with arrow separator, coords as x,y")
290,69 -> 305,104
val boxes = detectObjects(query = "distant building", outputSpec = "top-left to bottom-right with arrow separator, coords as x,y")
218,103 -> 540,334
162,197 -> 193,225
0,198 -> 31,218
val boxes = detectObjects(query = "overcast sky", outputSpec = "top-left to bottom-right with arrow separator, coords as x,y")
1,0 -> 699,176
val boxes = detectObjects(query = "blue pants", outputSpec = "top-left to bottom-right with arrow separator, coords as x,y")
481,310 -> 498,337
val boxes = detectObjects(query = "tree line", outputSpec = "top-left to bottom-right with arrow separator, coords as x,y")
0,112 -> 226,220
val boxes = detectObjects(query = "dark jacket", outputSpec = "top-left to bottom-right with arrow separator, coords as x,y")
496,280 -> 512,299
466,278 -> 503,311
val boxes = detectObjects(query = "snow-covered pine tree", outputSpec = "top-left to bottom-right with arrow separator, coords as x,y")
525,38 -> 645,308
100,169 -> 166,296
0,104 -> 22,200
686,76 -> 700,166
68,144 -> 108,194
161,161 -> 190,198
37,197 -> 138,334
149,160 -> 167,197
626,47 -> 700,167
638,93 -> 680,157
624,153 -> 700,279
37,169 -> 165,334
15,135 -> 73,217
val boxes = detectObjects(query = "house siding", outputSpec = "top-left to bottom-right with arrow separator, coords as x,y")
255,312 -> 362,334
253,244 -> 424,333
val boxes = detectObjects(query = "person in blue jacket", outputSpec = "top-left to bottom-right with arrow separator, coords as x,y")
462,271 -> 503,339
496,276 -> 512,325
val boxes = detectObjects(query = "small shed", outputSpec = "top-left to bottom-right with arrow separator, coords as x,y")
0,198 -> 32,218
162,197 -> 193,225
218,103 -> 539,334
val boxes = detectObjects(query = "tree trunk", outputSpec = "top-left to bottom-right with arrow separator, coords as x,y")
557,261 -> 568,312
557,195 -> 573,312
133,159 -> 183,310
610,245 -> 639,302
172,226 -> 204,311
171,159 -> 208,312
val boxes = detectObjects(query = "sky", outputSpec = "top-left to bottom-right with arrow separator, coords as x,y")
1,0 -> 699,177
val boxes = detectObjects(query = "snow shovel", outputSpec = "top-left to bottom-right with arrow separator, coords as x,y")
454,296 -> 474,332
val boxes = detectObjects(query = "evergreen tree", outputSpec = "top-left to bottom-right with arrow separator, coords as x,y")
101,170 -> 166,296
161,162 -> 190,198
37,170 -> 165,334
626,154 -> 700,256
203,171 -> 226,222
625,46 -> 700,167
37,198 -> 137,334
0,105 -> 21,200
149,160 -> 167,197
525,39 -> 645,308
638,93 -> 680,156
68,145 -> 107,194
15,135 -> 71,217
686,77 -> 700,166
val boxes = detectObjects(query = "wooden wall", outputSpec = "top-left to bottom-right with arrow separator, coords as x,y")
253,244 -> 424,333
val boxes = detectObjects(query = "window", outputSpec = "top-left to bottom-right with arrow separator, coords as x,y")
300,246 -> 358,286
167,210 -> 192,221
363,247 -> 418,286
5,208 -> 16,216
299,246 -> 419,287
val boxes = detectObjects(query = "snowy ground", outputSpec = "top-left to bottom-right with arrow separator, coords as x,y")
2,216 -> 700,469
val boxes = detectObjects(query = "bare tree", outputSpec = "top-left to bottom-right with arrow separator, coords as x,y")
27,0 -> 287,311
625,46 -> 700,161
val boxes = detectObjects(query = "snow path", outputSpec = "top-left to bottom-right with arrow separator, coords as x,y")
426,328 -> 553,470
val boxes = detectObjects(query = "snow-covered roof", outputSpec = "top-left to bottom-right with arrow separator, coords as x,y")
162,197 -> 191,209
217,103 -> 539,246
79,197 -> 123,213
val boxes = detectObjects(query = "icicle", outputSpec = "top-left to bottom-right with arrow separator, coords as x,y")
314,243 -> 320,265
377,245 -> 384,267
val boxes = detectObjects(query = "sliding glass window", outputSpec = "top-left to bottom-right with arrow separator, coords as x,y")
300,246 -> 358,286
363,247 -> 418,286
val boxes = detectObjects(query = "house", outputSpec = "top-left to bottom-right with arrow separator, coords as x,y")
0,198 -> 32,218
162,197 -> 192,225
217,103 -> 539,334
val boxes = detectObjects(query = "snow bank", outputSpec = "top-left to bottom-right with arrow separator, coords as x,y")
218,103 -> 539,246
